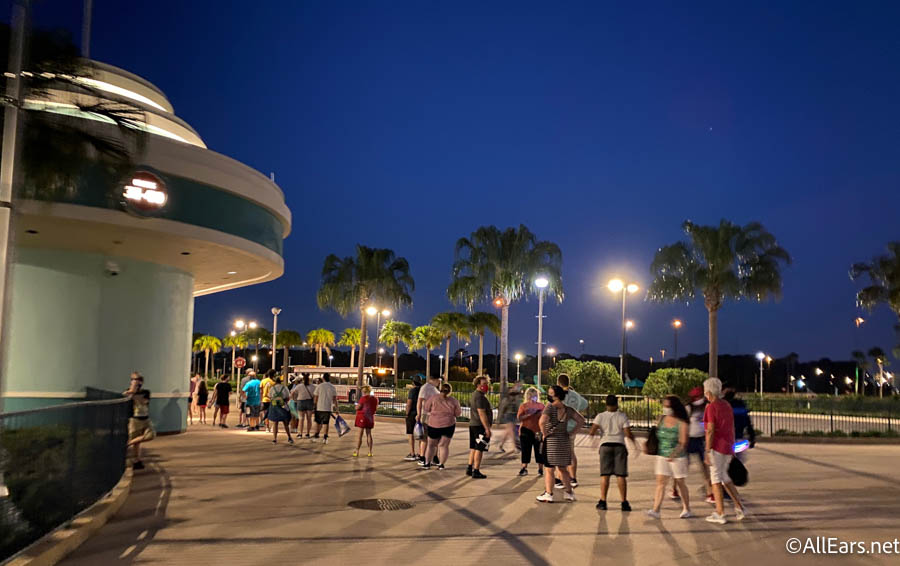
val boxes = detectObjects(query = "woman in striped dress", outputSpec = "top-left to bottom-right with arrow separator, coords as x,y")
536,385 -> 585,503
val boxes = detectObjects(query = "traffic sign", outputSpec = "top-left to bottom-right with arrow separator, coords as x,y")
234,357 -> 246,369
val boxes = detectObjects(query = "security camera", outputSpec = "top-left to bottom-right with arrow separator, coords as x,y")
105,260 -> 121,277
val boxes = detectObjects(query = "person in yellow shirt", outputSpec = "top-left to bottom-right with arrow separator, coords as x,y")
260,369 -> 276,432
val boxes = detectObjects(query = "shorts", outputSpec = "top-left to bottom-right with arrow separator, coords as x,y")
687,436 -> 704,454
709,450 -> 732,484
427,425 -> 455,439
469,425 -> 488,451
216,404 -> 230,415
246,405 -> 261,418
299,399 -> 314,412
655,455 -> 689,478
599,443 -> 628,477
314,411 -> 331,425
406,415 -> 417,435
240,401 -> 246,412
128,417 -> 152,441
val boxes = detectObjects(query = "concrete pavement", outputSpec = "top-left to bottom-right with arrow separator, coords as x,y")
60,416 -> 900,566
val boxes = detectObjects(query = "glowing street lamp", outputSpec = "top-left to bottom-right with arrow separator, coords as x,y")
756,351 -> 766,396
534,276 -> 549,388
439,354 -> 444,377
672,319 -> 682,367
328,354 -> 334,367
608,278 -> 639,381
514,352 -> 523,381
547,347 -> 557,367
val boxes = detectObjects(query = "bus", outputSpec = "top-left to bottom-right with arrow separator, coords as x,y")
288,366 -> 394,403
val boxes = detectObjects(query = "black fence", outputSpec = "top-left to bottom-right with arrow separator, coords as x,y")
0,397 -> 130,560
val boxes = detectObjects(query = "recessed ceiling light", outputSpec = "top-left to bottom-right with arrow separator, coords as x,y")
227,271 -> 237,275
25,229 -> 38,234
181,251 -> 191,255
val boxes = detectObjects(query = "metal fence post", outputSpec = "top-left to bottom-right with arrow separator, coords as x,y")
829,406 -> 834,434
769,401 -> 773,437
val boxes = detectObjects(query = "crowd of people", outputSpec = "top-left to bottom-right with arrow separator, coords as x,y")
176,368 -> 753,525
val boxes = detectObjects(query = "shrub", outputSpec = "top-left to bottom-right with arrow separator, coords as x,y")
549,359 -> 623,394
642,368 -> 708,399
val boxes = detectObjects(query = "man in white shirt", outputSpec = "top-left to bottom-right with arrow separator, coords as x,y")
313,373 -> 338,444
589,395 -> 637,511
416,375 -> 441,464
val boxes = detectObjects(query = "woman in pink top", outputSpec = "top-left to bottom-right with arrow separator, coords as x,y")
517,386 -> 546,477
421,383 -> 462,470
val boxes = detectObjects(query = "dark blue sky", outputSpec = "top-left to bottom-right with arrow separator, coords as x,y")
28,1 -> 900,361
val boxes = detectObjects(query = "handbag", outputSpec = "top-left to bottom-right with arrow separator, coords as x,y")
288,400 -> 300,419
413,421 -> 425,440
644,426 -> 659,456
334,414 -> 351,437
728,456 -> 749,486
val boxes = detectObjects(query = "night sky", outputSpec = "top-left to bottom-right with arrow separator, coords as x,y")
22,1 -> 900,362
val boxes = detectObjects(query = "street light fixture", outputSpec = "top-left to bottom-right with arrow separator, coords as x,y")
271,307 -> 281,374
439,354 -> 444,377
328,354 -> 334,367
534,276 -> 549,389
514,352 -> 523,381
756,351 -> 766,396
578,339 -> 585,359
672,319 -> 682,367
608,278 -> 639,381
547,347 -> 557,367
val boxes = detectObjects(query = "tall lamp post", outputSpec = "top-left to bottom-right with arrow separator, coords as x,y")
374,308 -> 391,353
624,320 -> 634,377
854,317 -> 865,394
439,354 -> 444,377
608,279 -> 639,382
514,353 -> 523,381
672,319 -> 682,367
271,307 -> 281,373
229,330 -> 237,381
579,339 -> 585,359
248,321 -> 259,371
756,351 -> 766,396
534,276 -> 549,389
547,347 -> 556,368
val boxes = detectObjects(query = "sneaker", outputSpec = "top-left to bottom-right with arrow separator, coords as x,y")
705,495 -> 716,505
536,492 -> 554,503
564,491 -> 576,502
132,461 -> 145,470
705,512 -> 727,525
305,434 -> 310,439
404,453 -> 418,462
433,456 -> 440,465
680,510 -> 694,519
421,463 -> 432,470
471,470 -> 487,479
272,439 -> 277,444
621,501 -> 632,512
367,452 -> 373,457
437,464 -> 445,470
498,446 -> 506,454
352,451 -> 358,457
221,424 -> 228,429
313,434 -> 320,440
734,507 -> 746,521
517,468 -> 528,477
645,509 -> 661,519
323,436 -> 329,445
570,478 -> 578,488
466,465 -> 473,477
418,459 -> 427,467
555,481 -> 564,489
236,423 -> 247,429
418,456 -> 426,464
537,467 -> 544,475
596,500 -> 607,510
288,438 -> 294,445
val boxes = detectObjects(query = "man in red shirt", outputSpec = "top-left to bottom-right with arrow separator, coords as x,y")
703,377 -> 746,524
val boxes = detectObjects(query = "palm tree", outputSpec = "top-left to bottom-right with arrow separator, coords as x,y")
276,330 -> 304,376
338,328 -> 363,368
431,312 -> 470,382
317,245 -> 415,389
868,347 -> 888,398
306,329 -> 336,367
412,325 -> 445,380
851,242 -> 900,347
468,312 -> 500,377
193,335 -> 222,379
191,332 -> 204,374
647,220 -> 791,377
448,225 -> 563,394
243,326 -> 272,369
380,321 -> 413,386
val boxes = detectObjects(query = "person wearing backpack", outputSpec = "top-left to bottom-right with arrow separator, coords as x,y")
268,376 -> 293,445
291,373 -> 315,439
555,374 -> 588,488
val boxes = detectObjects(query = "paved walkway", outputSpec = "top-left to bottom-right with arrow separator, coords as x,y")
61,416 -> 900,566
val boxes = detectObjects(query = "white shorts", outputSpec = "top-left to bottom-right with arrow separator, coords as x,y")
655,455 -> 688,479
709,450 -> 732,484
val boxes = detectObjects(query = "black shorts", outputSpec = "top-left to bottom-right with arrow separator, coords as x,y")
428,425 -> 455,439
406,415 -> 417,435
599,443 -> 628,477
469,425 -> 488,451
299,399 -> 314,412
262,402 -> 271,414
314,411 -> 331,425
687,436 -> 705,454
247,405 -> 261,418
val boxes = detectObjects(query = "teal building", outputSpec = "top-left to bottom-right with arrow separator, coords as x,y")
0,61 -> 291,432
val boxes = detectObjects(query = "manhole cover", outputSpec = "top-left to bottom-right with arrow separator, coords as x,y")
348,498 -> 415,511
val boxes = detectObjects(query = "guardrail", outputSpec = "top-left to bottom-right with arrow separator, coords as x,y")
0,397 -> 130,560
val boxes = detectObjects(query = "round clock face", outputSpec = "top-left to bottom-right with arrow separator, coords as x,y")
122,171 -> 167,215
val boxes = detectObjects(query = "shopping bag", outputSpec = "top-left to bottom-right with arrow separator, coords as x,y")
334,415 -> 351,437
728,456 -> 749,486
413,421 -> 425,440
287,400 -> 300,419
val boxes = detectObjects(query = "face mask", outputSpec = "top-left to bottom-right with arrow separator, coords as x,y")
662,407 -> 673,416
692,399 -> 704,406
478,384 -> 489,393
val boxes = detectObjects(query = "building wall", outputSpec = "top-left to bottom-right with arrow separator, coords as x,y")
2,248 -> 193,433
